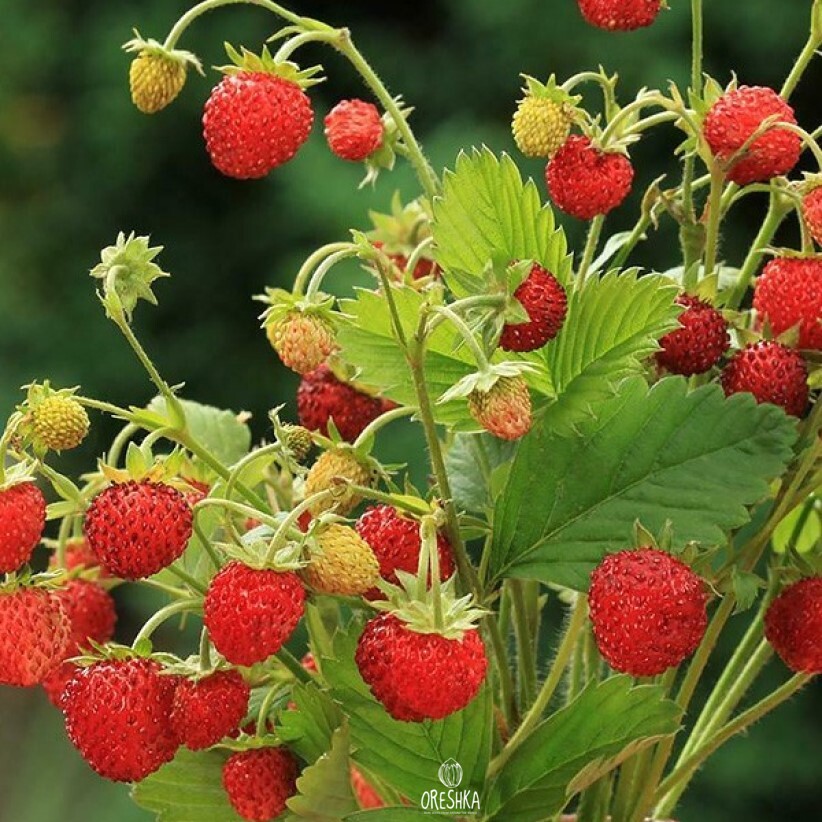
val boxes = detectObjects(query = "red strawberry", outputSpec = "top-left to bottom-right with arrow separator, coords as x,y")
753,258 -> 822,350
467,376 -> 532,441
500,263 -> 568,352
703,86 -> 801,185
802,187 -> 822,246
170,669 -> 250,750
63,658 -> 179,782
0,587 -> 70,687
546,135 -> 634,220
184,479 -> 210,507
48,537 -> 108,577
589,547 -> 708,676
84,481 -> 193,579
203,72 -> 313,179
656,294 -> 730,375
355,613 -> 488,721
297,364 -> 392,443
577,0 -> 662,31
222,747 -> 299,822
373,241 -> 441,281
355,505 -> 456,599
42,580 -> 117,707
0,482 -> 46,574
324,99 -> 384,162
721,341 -> 809,416
765,577 -> 822,674
204,561 -> 305,666
301,652 -> 317,673
351,765 -> 384,809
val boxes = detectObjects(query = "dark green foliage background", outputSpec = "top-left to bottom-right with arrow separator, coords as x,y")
0,0 -> 819,819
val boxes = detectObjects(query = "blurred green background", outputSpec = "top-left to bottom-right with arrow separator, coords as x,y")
0,0 -> 820,819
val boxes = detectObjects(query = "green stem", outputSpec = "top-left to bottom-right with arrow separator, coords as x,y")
166,565 -> 208,595
132,598 -> 201,647
256,684 -> 283,736
629,595 -> 736,822
781,25 -> 821,99
577,215 -> 605,285
305,247 -> 359,298
277,647 -> 313,683
292,242 -> 354,296
510,580 -> 537,710
193,518 -> 223,570
654,639 -> 773,816
612,213 -> 652,270
485,612 -> 516,729
488,594 -> 588,778
432,305 -> 492,371
196,497 -> 282,530
702,166 -> 725,280
265,490 -> 333,563
353,405 -> 416,448
199,627 -> 212,670
164,0 -> 327,50
654,673 -> 814,805
0,412 -> 24,484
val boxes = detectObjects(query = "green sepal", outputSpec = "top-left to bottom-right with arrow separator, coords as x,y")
122,29 -> 204,75
216,43 -> 324,89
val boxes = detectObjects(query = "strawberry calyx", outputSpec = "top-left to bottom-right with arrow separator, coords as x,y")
519,73 -> 582,111
361,97 -> 413,188
256,287 -> 337,328
97,441 -> 189,487
437,361 -> 538,405
216,43 -> 324,90
0,568 -> 68,596
122,30 -> 204,75
89,232 -> 170,322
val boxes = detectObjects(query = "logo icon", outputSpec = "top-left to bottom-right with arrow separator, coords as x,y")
437,758 -> 463,789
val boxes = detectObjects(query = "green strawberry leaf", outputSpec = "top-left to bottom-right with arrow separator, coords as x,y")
538,270 -> 680,436
277,681 -> 344,763
772,504 -> 821,554
147,397 -> 252,466
490,376 -> 798,590
322,619 -> 493,803
444,433 -> 516,513
337,287 -> 552,431
432,148 -> 572,295
344,811 -> 457,821
287,725 -> 359,819
131,748 -> 243,822
485,677 -> 680,821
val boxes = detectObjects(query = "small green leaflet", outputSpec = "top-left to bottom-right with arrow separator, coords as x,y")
432,148 -> 572,295
131,748 -> 243,821
277,681 -> 344,763
444,433 -> 516,513
485,677 -> 680,821
322,620 -> 493,803
537,269 -> 680,436
287,725 -> 359,820
146,396 -> 252,465
490,376 -> 798,590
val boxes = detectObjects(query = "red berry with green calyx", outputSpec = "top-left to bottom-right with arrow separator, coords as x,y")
0,587 -> 70,687
546,135 -> 634,220
355,505 -> 456,599
324,99 -> 384,162
0,482 -> 46,574
500,263 -> 567,352
84,481 -> 193,579
170,669 -> 250,750
802,187 -> 822,247
764,577 -> 822,674
222,747 -> 299,822
203,72 -> 313,179
753,257 -> 822,350
721,341 -> 809,416
577,0 -> 662,31
703,86 -> 800,185
62,658 -> 180,782
656,294 -> 730,375
204,561 -> 305,666
589,547 -> 708,676
355,613 -> 488,722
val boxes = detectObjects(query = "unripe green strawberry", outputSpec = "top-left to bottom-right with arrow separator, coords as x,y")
129,51 -> 187,114
266,312 -> 337,375
282,424 -> 313,462
468,377 -> 532,441
512,96 -> 571,159
31,395 -> 90,452
304,450 -> 375,515
304,524 -> 380,596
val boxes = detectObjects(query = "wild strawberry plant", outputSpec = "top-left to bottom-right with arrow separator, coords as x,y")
1,1 -> 821,821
